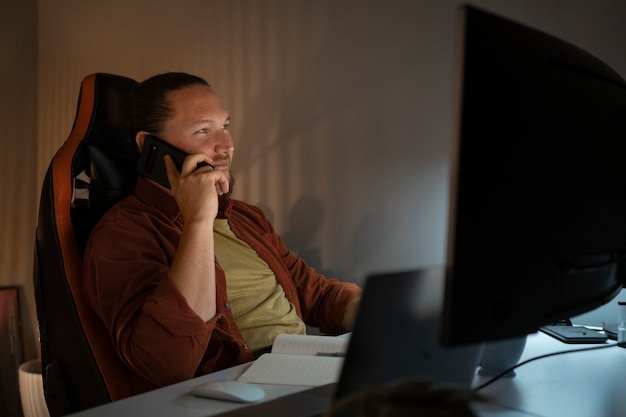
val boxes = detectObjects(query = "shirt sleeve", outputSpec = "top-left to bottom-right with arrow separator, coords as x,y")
266,231 -> 362,334
83,206 -> 219,387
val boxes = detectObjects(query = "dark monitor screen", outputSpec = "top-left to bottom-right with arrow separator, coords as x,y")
442,5 -> 626,346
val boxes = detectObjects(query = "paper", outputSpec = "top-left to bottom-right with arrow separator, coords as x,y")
270,334 -> 349,356
236,334 -> 349,386
237,353 -> 343,386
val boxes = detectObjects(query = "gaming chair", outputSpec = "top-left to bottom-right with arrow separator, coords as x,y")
33,73 -> 139,416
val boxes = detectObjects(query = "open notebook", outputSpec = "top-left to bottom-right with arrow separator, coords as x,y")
214,267 -> 482,417
237,333 -> 349,387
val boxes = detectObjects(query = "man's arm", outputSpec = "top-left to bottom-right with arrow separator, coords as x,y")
164,154 -> 228,321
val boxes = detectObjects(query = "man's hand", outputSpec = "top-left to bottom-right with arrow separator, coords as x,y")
342,296 -> 361,331
164,153 -> 229,222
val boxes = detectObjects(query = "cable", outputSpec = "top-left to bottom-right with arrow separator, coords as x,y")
473,342 -> 619,391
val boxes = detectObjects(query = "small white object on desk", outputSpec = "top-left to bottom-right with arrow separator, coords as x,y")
188,380 -> 266,403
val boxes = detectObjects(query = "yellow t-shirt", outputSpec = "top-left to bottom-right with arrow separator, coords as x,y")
213,219 -> 306,352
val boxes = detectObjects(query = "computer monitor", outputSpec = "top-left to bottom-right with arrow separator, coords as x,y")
442,5 -> 626,346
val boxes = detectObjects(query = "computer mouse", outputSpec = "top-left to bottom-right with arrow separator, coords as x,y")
189,380 -> 266,403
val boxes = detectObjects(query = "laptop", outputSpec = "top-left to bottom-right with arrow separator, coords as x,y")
214,267 -> 482,417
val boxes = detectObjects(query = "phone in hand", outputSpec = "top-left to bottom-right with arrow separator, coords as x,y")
137,134 -> 212,189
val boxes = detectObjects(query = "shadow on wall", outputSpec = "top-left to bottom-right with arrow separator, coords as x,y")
275,195 -> 401,281
281,196 -> 336,277
233,1 -> 450,281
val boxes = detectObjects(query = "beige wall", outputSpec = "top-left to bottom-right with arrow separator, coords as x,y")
1,0 -> 38,359
1,0 -> 626,360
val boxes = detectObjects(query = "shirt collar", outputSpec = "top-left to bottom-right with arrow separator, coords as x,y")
134,176 -> 179,218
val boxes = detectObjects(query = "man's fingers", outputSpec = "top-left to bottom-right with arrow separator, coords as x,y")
216,175 -> 230,195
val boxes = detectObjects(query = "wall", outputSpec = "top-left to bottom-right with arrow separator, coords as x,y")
0,0 -> 38,360
2,0 -> 626,359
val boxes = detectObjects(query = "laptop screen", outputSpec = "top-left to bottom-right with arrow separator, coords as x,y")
333,267 -> 481,403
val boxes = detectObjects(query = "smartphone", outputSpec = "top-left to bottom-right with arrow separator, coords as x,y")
540,325 -> 608,344
137,134 -> 212,188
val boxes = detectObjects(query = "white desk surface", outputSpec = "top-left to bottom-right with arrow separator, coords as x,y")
474,331 -> 625,417
68,331 -> 626,417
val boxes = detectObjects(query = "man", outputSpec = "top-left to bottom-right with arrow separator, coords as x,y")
83,72 -> 362,395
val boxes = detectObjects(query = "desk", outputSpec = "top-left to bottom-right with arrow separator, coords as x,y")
474,332 -> 626,416
68,332 -> 626,417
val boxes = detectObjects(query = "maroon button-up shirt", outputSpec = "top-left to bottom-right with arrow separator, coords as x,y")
83,176 -> 361,395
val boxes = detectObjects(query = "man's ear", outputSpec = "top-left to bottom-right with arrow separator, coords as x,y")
135,131 -> 149,151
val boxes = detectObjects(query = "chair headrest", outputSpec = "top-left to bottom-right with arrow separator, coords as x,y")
68,73 -> 139,252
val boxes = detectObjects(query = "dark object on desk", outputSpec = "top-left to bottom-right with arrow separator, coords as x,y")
325,379 -> 480,417
540,326 -> 608,344
329,268 -> 481,417
335,268 -> 480,402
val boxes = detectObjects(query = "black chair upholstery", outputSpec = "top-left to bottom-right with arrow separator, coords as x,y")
33,73 -> 139,416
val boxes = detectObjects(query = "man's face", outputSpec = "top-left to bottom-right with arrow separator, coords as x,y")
160,84 -> 234,181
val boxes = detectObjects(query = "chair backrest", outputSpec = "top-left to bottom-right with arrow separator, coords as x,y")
34,73 -> 139,416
